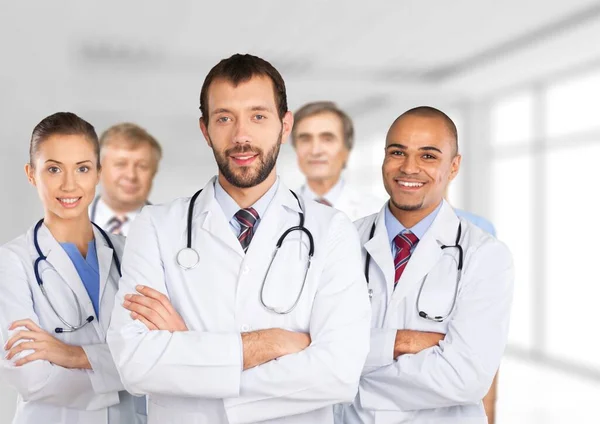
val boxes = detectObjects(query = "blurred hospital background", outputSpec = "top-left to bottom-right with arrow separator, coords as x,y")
1,1 -> 599,422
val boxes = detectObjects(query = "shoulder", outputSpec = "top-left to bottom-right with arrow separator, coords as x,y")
353,212 -> 379,237
454,208 -> 496,237
0,230 -> 33,271
135,197 -> 191,224
460,219 -> 512,269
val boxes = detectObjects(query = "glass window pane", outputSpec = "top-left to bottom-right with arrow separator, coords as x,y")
491,92 -> 534,146
545,143 -> 600,369
491,156 -> 534,350
546,71 -> 600,138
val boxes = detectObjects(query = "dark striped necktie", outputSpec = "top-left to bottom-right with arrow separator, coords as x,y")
393,230 -> 419,287
234,207 -> 259,253
107,216 -> 128,235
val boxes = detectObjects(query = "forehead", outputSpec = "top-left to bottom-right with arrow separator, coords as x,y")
103,140 -> 154,159
207,75 -> 277,112
386,115 -> 454,150
36,134 -> 96,159
295,112 -> 343,135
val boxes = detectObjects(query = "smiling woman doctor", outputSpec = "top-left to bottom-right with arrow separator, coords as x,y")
336,106 -> 514,424
0,113 -> 144,424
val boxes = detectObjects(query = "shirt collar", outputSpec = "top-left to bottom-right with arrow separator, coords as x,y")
384,200 -> 443,245
214,177 -> 280,222
94,196 -> 143,226
302,177 -> 345,205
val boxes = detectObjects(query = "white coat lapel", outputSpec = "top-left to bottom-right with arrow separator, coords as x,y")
40,225 -> 100,334
363,207 -> 395,299
245,183 -> 302,260
196,177 -> 246,258
391,201 -> 460,306
94,227 -> 116,326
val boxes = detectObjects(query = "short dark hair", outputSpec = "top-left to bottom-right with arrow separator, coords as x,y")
199,53 -> 288,125
291,101 -> 355,150
29,112 -> 100,168
396,106 -> 458,155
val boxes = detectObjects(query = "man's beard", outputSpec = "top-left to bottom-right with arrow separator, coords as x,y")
390,198 -> 424,211
211,131 -> 282,189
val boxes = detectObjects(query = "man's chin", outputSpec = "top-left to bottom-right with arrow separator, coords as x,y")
116,195 -> 145,208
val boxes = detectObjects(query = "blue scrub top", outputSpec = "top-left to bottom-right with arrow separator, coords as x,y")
60,240 -> 100,318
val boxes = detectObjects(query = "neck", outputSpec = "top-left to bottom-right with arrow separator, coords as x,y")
390,199 -> 443,229
307,175 -> 340,197
101,194 -> 144,217
218,171 -> 277,209
44,212 -> 94,254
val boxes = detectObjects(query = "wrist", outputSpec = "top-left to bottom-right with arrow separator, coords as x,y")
72,346 -> 92,369
393,330 -> 412,357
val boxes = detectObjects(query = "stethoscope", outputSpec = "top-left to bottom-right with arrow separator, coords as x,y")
364,222 -> 463,323
176,189 -> 315,315
89,195 -> 151,222
33,219 -> 122,333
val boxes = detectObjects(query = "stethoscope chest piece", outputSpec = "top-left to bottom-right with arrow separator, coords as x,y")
176,247 -> 200,270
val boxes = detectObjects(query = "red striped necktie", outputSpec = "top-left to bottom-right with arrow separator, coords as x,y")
393,230 -> 419,287
235,207 -> 259,253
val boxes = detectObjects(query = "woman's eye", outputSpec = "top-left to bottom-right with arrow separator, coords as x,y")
48,166 -> 60,173
78,166 -> 90,173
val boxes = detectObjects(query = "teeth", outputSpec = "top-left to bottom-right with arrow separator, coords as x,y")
236,156 -> 253,160
398,181 -> 423,188
59,198 -> 80,204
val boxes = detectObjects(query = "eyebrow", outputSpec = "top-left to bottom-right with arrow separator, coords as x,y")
45,159 -> 94,165
386,143 -> 443,154
211,105 -> 274,115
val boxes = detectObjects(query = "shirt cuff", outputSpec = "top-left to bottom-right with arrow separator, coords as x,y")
365,328 -> 396,368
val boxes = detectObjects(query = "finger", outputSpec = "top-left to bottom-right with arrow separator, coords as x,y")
14,350 -> 46,367
9,319 -> 43,332
134,286 -> 176,313
125,295 -> 170,321
130,312 -> 158,331
6,341 -> 42,361
4,330 -> 46,350
124,301 -> 166,329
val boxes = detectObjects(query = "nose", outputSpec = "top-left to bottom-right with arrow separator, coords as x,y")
309,139 -> 323,156
399,154 -> 420,175
123,163 -> 138,181
60,170 -> 77,192
233,119 -> 251,144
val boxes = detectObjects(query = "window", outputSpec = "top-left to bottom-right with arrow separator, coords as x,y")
546,71 -> 600,138
491,91 -> 534,146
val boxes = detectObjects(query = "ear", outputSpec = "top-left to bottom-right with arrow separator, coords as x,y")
448,154 -> 462,182
24,163 -> 36,187
280,111 -> 294,145
199,117 -> 212,147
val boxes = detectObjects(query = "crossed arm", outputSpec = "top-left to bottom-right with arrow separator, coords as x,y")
123,284 -> 311,370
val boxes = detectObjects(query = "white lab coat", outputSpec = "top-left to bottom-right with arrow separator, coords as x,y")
299,181 -> 382,222
336,201 -> 514,424
107,176 -> 371,424
0,223 -> 145,424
